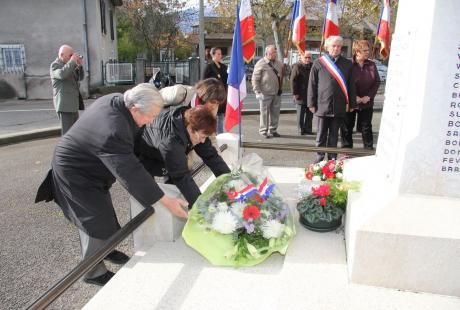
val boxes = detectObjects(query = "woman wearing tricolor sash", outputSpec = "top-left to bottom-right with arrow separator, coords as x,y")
307,35 -> 357,163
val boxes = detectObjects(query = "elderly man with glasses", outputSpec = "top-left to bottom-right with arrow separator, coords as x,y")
307,36 -> 357,162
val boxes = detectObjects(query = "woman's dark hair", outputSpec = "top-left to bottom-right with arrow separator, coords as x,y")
184,106 -> 217,136
195,78 -> 226,106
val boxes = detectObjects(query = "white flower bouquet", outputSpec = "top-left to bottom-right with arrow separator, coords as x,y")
182,156 -> 295,267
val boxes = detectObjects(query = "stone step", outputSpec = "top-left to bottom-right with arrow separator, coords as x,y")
84,166 -> 460,309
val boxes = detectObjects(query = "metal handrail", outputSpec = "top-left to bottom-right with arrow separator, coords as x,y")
242,142 -> 375,157
27,143 -> 228,310
26,207 -> 154,310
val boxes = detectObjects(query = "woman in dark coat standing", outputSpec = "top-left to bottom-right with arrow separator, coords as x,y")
341,40 -> 381,149
35,84 -> 188,285
135,105 -> 231,205
203,47 -> 228,133
290,51 -> 313,135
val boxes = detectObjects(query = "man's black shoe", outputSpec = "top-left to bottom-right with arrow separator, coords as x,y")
84,271 -> 115,286
105,250 -> 130,264
271,132 -> 281,137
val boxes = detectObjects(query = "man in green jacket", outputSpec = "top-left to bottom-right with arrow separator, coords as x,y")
50,45 -> 85,134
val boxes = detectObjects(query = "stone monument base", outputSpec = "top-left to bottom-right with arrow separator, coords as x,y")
130,183 -> 187,252
345,156 -> 460,297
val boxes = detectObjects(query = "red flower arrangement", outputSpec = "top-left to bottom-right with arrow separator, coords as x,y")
243,205 -> 261,221
305,159 -> 344,181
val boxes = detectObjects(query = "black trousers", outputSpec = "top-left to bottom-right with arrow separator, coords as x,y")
315,116 -> 343,162
341,109 -> 374,148
296,102 -> 313,134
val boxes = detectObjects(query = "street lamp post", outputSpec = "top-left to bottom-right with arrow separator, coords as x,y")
199,0 -> 206,77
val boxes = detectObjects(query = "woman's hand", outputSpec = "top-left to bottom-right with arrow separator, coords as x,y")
160,195 -> 189,218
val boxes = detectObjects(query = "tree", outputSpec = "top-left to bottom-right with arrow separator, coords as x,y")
209,0 -> 293,60
121,0 -> 193,61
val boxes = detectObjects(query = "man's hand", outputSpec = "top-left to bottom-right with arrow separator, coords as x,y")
309,107 -> 316,113
160,195 -> 188,218
294,95 -> 300,100
255,93 -> 264,100
70,54 -> 80,63
362,96 -> 371,104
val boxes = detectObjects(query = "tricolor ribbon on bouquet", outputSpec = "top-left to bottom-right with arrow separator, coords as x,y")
257,177 -> 275,199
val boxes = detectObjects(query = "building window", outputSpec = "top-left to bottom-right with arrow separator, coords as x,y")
109,9 -> 114,41
100,0 -> 106,35
256,45 -> 264,57
0,44 -> 25,73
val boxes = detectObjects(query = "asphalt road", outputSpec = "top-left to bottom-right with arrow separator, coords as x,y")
0,110 -> 382,309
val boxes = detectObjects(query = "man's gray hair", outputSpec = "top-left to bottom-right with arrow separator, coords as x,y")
123,83 -> 164,113
265,45 -> 276,55
324,35 -> 344,48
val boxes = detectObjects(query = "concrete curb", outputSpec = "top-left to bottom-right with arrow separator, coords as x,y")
0,127 -> 61,146
0,107 -> 383,146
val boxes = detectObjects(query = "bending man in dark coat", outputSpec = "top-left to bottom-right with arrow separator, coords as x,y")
307,35 -> 356,162
35,83 -> 188,286
135,105 -> 231,205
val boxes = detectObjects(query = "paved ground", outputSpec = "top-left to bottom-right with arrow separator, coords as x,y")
0,114 -> 382,310
0,89 -> 384,309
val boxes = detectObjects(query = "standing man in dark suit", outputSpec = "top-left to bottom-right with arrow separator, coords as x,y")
50,45 -> 85,134
307,36 -> 356,162
36,84 -> 188,286
203,47 -> 228,134
290,51 -> 313,135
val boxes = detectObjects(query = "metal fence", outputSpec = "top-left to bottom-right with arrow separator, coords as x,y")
146,59 -> 198,85
104,62 -> 134,85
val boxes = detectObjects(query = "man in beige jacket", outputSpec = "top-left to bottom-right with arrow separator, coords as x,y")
50,45 -> 85,134
252,45 -> 284,138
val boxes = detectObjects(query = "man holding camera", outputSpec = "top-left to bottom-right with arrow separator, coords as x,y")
252,45 -> 284,138
50,45 -> 85,134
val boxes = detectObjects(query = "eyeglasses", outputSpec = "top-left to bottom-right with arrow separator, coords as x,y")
305,57 -> 312,59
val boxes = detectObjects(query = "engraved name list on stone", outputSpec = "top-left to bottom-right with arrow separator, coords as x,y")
442,43 -> 460,173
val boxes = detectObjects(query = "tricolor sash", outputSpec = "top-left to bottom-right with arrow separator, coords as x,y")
319,54 -> 350,112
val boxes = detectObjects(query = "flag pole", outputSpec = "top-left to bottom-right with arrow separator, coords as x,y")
237,86 -> 242,162
372,0 -> 384,59
320,0 -> 328,56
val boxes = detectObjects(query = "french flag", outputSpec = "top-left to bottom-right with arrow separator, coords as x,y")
225,6 -> 246,133
258,178 -> 275,199
239,0 -> 255,63
291,0 -> 307,54
323,0 -> 340,39
376,0 -> 391,60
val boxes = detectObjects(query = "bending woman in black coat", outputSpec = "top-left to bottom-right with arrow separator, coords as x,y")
135,105 -> 231,205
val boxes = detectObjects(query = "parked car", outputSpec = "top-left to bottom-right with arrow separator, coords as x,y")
375,63 -> 388,82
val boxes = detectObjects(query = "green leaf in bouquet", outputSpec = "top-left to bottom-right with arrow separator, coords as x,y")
246,243 -> 261,258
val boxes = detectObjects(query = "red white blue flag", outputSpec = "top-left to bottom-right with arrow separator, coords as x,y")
257,178 -> 275,199
291,0 -> 307,54
323,0 -> 340,39
319,54 -> 349,112
376,0 -> 391,59
225,6 -> 246,132
239,0 -> 255,63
